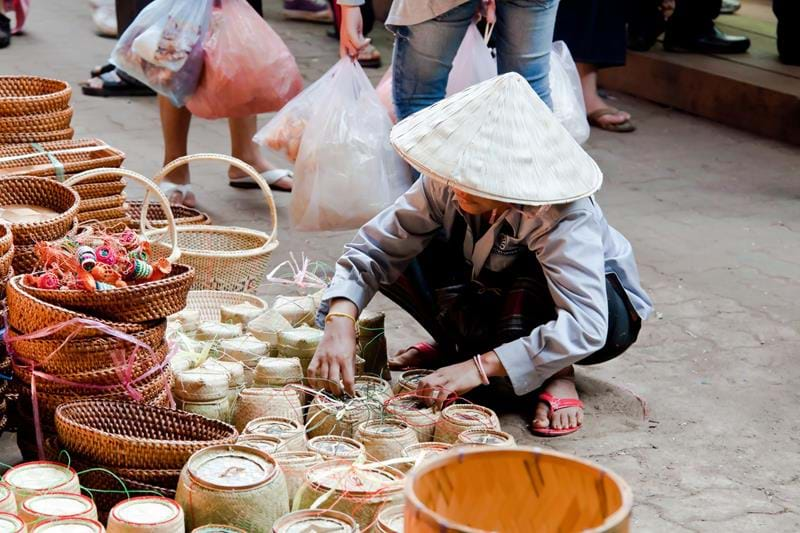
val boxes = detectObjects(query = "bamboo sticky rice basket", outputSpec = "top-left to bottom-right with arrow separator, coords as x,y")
383,395 -> 440,443
242,416 -> 306,452
405,447 -> 633,533
106,496 -> 184,533
19,492 -> 98,524
0,513 -> 25,532
306,392 -> 379,439
355,419 -> 418,462
2,461 -> 80,508
272,451 -> 323,508
306,435 -> 365,462
272,509 -> 358,533
377,504 -> 405,533
232,388 -> 304,431
456,429 -> 516,448
433,404 -> 501,444
0,76 -> 71,116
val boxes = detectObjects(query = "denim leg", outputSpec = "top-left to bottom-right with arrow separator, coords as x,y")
495,0 -> 560,109
391,0 -> 479,120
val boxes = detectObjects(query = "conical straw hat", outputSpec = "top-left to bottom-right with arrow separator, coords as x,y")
390,72 -> 603,205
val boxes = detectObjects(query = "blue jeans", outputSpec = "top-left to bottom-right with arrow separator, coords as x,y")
391,0 -> 560,121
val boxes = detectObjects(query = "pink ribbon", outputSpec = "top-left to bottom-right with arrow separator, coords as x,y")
266,252 -> 329,290
5,317 -> 175,459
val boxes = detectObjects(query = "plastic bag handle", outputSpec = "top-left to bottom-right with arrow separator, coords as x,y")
64,168 -> 182,263
144,153 -> 278,244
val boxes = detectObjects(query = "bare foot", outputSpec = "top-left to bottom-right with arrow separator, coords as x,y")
388,343 -> 439,370
532,366 -> 584,433
162,168 -> 196,208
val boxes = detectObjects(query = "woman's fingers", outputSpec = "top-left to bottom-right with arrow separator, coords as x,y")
327,361 -> 342,396
341,355 -> 356,397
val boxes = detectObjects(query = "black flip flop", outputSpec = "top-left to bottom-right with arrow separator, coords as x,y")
89,63 -> 115,78
81,69 -> 156,98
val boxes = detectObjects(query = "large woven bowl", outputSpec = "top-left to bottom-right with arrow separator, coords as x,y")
0,176 -> 79,245
0,128 -> 74,144
0,138 -> 124,180
405,446 -> 633,533
0,76 -> 71,117
183,290 -> 267,322
143,154 -> 279,293
55,400 -> 239,470
72,180 -> 126,200
0,107 -> 73,133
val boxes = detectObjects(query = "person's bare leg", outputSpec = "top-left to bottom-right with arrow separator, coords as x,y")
578,63 -> 630,126
228,115 -> 293,191
159,95 -> 196,207
532,366 -> 584,431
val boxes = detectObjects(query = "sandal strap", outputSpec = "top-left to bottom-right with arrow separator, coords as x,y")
158,181 -> 192,197
412,342 -> 438,356
538,392 -> 584,414
588,107 -> 621,121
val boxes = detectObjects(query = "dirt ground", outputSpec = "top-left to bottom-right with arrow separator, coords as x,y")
1,1 -> 799,531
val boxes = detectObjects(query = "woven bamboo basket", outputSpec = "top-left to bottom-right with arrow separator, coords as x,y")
0,513 -> 25,532
143,154 -> 279,293
355,419 -> 418,462
32,518 -> 106,532
0,176 -> 79,245
76,469 -> 176,523
405,447 -> 633,533
383,395 -> 440,443
232,388 -> 303,432
175,445 -> 289,532
183,290 -> 267,323
433,404 -> 501,444
127,201 -> 211,230
456,428 -> 516,448
0,128 -> 74,144
393,369 -> 433,395
72,180 -> 126,200
273,509 -> 358,533
19,492 -> 98,524
3,461 -> 81,506
107,496 -> 185,533
0,223 -> 12,255
306,393 -> 379,439
236,434 -> 282,455
354,375 -> 392,403
10,243 -> 37,275
0,139 -> 124,180
295,461 -> 404,529
54,400 -> 238,470
400,442 -> 452,474
0,107 -> 73,134
0,76 -> 71,117
192,526 -> 247,533
242,416 -> 306,452
306,435 -> 365,462
253,357 -> 303,388
272,451 -> 323,507
377,504 -> 404,533
0,483 -> 16,515
76,205 -> 128,224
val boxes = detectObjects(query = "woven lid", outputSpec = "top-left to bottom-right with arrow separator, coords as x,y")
357,419 -> 412,438
243,416 -> 301,438
187,445 -> 276,490
174,368 -> 229,399
191,526 -> 247,533
306,461 -> 403,495
219,335 -> 269,361
0,513 -> 24,533
377,504 -> 405,532
246,309 -> 292,339
273,296 -> 315,322
110,496 -> 182,526
220,302 -> 264,325
458,428 -> 516,447
236,434 -> 282,454
307,436 -> 364,460
403,442 -> 452,460
254,357 -> 303,376
354,376 -> 391,399
278,326 -> 323,349
195,321 -> 242,340
23,492 -> 94,518
398,369 -> 432,387
4,462 -> 75,491
390,72 -> 603,205
210,360 -> 246,388
442,404 -> 497,427
273,509 -> 357,533
272,451 -> 323,468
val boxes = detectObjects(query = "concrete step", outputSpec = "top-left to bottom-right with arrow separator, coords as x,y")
599,10 -> 800,145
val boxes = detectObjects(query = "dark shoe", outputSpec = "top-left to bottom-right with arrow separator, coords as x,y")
664,27 -> 751,54
719,0 -> 741,15
0,14 -> 11,49
283,0 -> 333,23
81,68 -> 156,97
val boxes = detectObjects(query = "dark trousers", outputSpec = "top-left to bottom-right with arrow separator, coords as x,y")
774,0 -> 799,63
379,227 -> 641,372
553,0 -> 627,68
666,0 -> 721,40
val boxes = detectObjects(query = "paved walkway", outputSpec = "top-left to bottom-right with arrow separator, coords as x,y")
1,1 -> 799,530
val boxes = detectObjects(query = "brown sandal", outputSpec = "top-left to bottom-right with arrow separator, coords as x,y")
588,107 -> 636,133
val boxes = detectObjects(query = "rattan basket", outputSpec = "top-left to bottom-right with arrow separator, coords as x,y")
78,193 -> 125,212
0,76 -> 71,117
0,223 -> 11,256
143,154 -> 279,293
0,139 -> 124,180
0,107 -> 73,133
0,128 -> 74,144
11,243 -> 37,274
183,290 -> 267,323
54,400 -> 239,470
0,244 -> 13,276
0,176 -> 79,245
72,180 -> 126,200
128,201 -> 211,229
405,446 -> 633,533
77,205 -> 128,223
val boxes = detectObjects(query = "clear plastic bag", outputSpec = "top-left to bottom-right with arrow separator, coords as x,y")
290,59 -> 411,232
375,69 -> 396,124
446,23 -> 497,96
110,0 -> 213,106
186,0 -> 303,119
549,41 -> 590,144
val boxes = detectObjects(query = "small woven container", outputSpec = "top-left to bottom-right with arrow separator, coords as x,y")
393,369 -> 433,395
0,484 -> 16,515
354,376 -> 392,403
106,496 -> 184,533
172,367 -> 229,402
276,327 -> 323,373
175,397 -> 230,422
0,513 -> 25,532
242,416 -> 305,452
401,442 -> 453,472
0,176 -> 79,245
144,154 -> 279,293
236,434 -> 282,455
2,461 -> 80,508
0,128 -> 74,144
355,419 -> 419,462
306,393 -> 378,440
405,447 -> 633,533
182,290 -> 267,323
246,310 -> 292,353
175,445 -> 289,532
272,451 -> 323,508
232,388 -> 303,432
306,435 -> 365,462
273,510 -> 358,533
433,404 -> 501,444
0,76 -> 71,116
383,396 -> 440,443
376,504 -> 404,533
192,526 -> 246,533
357,310 -> 389,378
54,400 -> 238,470
456,428 -> 516,448
127,201 -> 211,230
31,518 -> 105,532
0,223 -> 12,256
0,107 -> 73,134
19,492 -> 98,524
0,139 -> 124,180
295,461 -> 404,529
253,357 -> 303,388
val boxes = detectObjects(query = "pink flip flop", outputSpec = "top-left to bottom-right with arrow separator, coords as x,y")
532,392 -> 584,437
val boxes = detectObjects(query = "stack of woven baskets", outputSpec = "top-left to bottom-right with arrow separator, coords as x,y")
0,223 -> 13,439
5,170 -> 195,459
0,76 -> 74,145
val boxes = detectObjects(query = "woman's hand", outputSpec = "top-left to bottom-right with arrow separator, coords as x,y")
308,299 -> 358,396
416,359 -> 484,410
339,5 -> 370,59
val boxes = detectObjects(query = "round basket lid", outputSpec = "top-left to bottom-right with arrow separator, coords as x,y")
188,445 -> 275,490
359,420 -> 410,437
273,509 -> 357,533
255,357 -> 301,373
5,462 -> 74,490
272,451 -> 323,467
111,497 -> 181,525
0,485 -> 10,502
191,526 -> 247,533
278,327 -> 323,348
237,434 -> 282,454
24,493 -> 93,517
443,405 -> 496,426
244,417 -> 299,437
459,429 -> 515,446
399,369 -> 432,386
307,462 -> 402,495
403,442 -> 452,459
30,518 -> 104,532
175,368 -> 229,393
308,436 -> 363,458
214,360 -> 246,384
0,513 -> 24,533
378,504 -> 405,532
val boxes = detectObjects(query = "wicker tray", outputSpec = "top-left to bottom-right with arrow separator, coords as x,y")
77,205 -> 128,223
0,138 -> 124,180
55,400 -> 238,470
0,176 -> 79,245
0,107 -> 73,133
0,128 -> 74,144
0,76 -> 71,117
127,201 -> 211,229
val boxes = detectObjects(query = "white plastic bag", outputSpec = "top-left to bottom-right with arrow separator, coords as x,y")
549,41 -> 590,144
110,0 -> 213,106
446,24 -> 497,96
290,59 -> 411,232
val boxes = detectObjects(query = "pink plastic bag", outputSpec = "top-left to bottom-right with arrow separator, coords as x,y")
186,0 -> 303,119
375,69 -> 397,124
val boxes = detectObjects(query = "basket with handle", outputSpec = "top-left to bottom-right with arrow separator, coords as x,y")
0,107 -> 73,134
19,168 -> 195,323
142,154 -> 279,293
0,176 -> 79,245
0,76 -> 71,117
